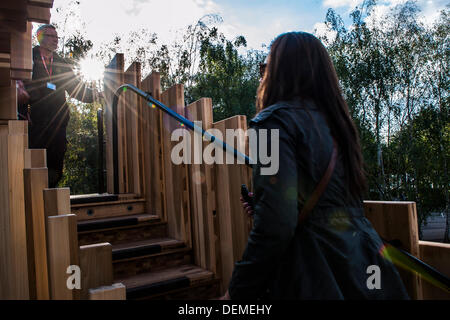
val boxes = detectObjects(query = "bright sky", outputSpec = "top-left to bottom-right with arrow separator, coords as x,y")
48,0 -> 447,52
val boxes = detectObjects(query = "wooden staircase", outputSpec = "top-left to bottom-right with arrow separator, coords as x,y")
74,198 -> 221,300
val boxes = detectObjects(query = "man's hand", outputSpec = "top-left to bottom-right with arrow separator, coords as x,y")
17,80 -> 30,105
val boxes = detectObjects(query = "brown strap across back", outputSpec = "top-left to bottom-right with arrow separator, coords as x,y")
297,138 -> 338,225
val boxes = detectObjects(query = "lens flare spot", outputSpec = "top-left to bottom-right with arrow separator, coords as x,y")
285,187 -> 297,201
328,210 -> 351,231
192,170 -> 206,185
78,56 -> 105,82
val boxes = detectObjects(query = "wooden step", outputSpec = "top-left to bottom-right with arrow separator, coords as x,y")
71,198 -> 146,221
117,265 -> 219,300
78,214 -> 167,246
112,238 -> 192,278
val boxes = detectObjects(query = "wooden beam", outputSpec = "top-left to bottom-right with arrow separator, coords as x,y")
43,188 -> 71,216
46,214 -> 79,299
26,5 -> 51,23
140,72 -> 165,218
0,120 -> 29,299
79,243 -> 113,300
103,53 -> 124,193
10,21 -> 32,80
160,84 -> 191,245
185,98 -> 217,273
363,201 -> 423,300
212,115 -> 251,293
24,149 -> 47,169
0,80 -> 17,120
27,0 -> 54,9
124,62 -> 141,195
418,240 -> 450,300
24,165 -> 49,299
89,283 -> 126,300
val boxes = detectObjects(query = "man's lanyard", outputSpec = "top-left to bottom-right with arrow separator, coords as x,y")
41,53 -> 53,79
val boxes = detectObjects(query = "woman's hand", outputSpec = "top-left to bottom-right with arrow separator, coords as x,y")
240,192 -> 254,217
218,290 -> 231,300
17,80 -> 30,105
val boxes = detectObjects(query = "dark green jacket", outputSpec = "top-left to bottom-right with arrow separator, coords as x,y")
228,98 -> 409,300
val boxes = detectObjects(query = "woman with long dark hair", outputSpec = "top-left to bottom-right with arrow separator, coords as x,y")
223,32 -> 409,299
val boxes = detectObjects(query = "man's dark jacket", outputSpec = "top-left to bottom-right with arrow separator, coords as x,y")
22,46 -> 94,146
21,46 -> 94,187
228,98 -> 409,300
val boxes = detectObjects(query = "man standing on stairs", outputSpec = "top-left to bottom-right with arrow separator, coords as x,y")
17,24 -> 102,188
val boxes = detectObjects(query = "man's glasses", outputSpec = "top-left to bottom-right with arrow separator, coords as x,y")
259,63 -> 267,78
43,34 -> 60,39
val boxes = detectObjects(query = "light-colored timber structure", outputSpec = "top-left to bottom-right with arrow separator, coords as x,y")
0,1 -> 449,300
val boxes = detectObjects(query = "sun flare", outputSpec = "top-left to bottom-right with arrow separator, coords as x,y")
78,56 -> 105,82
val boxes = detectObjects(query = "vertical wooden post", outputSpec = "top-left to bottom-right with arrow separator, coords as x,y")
10,21 -> 32,81
124,62 -> 141,195
141,72 -> 165,218
0,120 -> 29,299
23,149 -> 49,300
0,81 -> 17,120
418,241 -> 450,300
43,188 -> 71,216
25,148 -> 47,168
185,98 -> 217,273
46,214 -> 80,300
160,84 -> 191,246
213,115 -> 252,292
363,201 -> 423,300
103,53 -> 125,194
79,243 -> 113,300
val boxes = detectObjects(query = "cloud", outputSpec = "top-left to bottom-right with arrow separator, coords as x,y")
322,0 -> 363,9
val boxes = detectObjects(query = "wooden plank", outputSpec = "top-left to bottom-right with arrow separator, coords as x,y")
363,201 -> 423,300
24,148 -> 47,168
0,80 -> 17,120
160,84 -> 191,245
46,214 -> 80,299
10,21 -> 32,79
124,62 -> 141,195
24,166 -> 49,300
418,241 -> 450,300
212,115 -> 251,292
89,283 -> 125,300
44,188 -> 71,216
0,33 -> 11,53
79,243 -> 113,300
140,72 -> 165,218
26,5 -> 51,23
72,200 -> 145,221
117,265 -> 213,289
185,98 -> 217,273
103,53 -> 124,193
0,120 -> 29,299
27,0 -> 54,8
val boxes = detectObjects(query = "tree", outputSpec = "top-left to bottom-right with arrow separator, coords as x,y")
320,1 -> 449,239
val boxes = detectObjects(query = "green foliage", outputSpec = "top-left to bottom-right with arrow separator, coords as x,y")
59,101 -> 101,195
321,1 -> 449,237
187,30 -> 264,121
